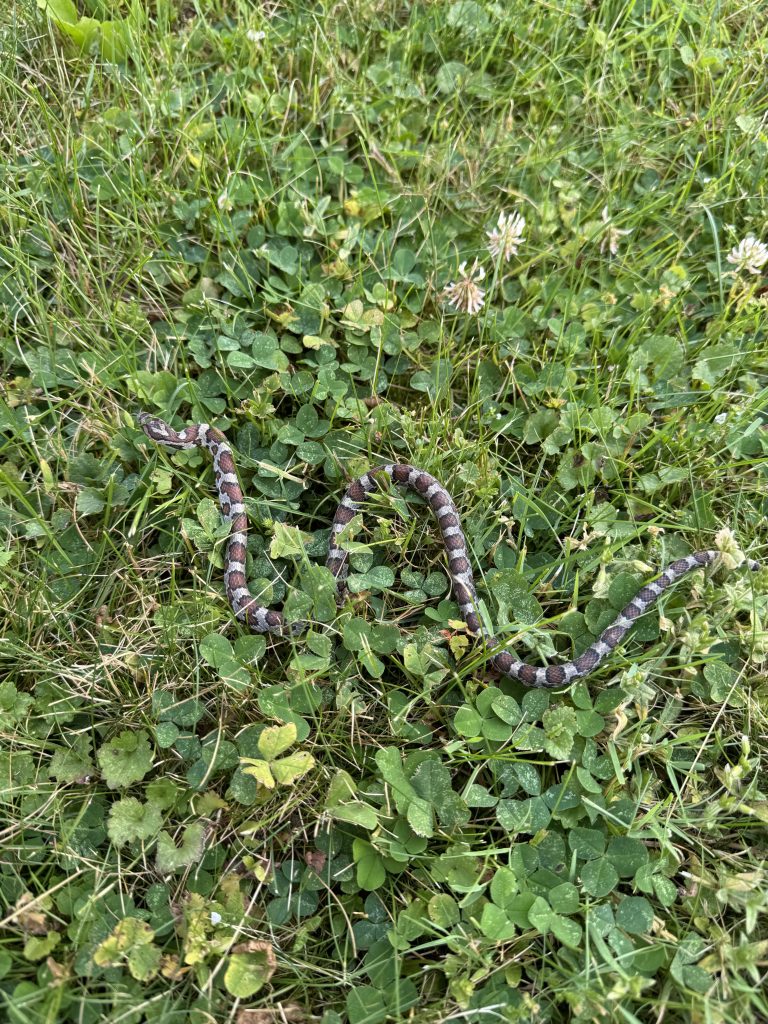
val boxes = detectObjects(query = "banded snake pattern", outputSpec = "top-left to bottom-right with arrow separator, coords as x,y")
138,412 -> 760,688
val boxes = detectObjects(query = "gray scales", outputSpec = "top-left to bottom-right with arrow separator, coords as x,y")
137,412 -> 761,688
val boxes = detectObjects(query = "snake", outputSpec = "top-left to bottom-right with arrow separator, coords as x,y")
137,412 -> 761,688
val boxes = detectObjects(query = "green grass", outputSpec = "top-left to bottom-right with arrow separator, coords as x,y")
1,1 -> 768,1021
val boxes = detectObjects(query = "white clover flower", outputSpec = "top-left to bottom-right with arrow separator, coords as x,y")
442,259 -> 486,315
246,29 -> 266,43
487,210 -> 526,261
715,526 -> 745,570
726,234 -> 768,275
599,207 -> 632,256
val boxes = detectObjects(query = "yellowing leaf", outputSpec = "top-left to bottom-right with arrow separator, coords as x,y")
270,751 -> 315,786
241,759 -> 275,789
258,723 -> 297,760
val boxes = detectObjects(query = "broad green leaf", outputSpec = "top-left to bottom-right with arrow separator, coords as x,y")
94,918 -> 160,981
328,802 -> 379,830
127,941 -> 162,982
497,796 -> 551,834
200,633 -> 234,669
224,946 -> 276,998
527,896 -> 553,932
428,893 -> 460,928
580,858 -> 619,897
353,839 -> 386,890
49,736 -> 94,783
550,914 -> 583,949
233,635 -> 267,663
411,756 -> 453,809
606,837 -> 649,878
347,986 -> 387,1024
38,0 -> 78,23
406,799 -> 434,838
479,902 -> 516,941
374,748 -> 418,811
326,769 -> 357,807
549,882 -> 579,915
568,827 -> 606,860
490,867 -> 518,910
616,896 -> 654,934
490,694 -> 522,725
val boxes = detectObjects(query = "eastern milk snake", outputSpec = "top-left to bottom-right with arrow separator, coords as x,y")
138,413 -> 760,688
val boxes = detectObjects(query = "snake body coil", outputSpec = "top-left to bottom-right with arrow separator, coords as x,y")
138,413 -> 760,688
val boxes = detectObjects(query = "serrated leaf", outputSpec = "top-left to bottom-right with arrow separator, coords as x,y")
486,569 -> 544,625
542,706 -> 578,760
97,730 -> 154,789
49,736 -> 94,783
155,823 -> 206,874
94,918 -> 160,981
107,797 -> 163,846
125,941 -> 161,982
24,932 -> 60,961
75,487 -> 106,516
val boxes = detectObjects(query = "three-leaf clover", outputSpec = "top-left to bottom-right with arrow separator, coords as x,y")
240,723 -> 315,789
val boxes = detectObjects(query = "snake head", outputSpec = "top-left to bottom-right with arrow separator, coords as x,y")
137,411 -> 172,441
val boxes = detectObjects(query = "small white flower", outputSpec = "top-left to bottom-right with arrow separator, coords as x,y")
600,207 -> 632,257
247,29 -> 266,43
210,911 -> 222,925
217,191 -> 233,212
726,234 -> 768,275
487,210 -> 526,261
442,259 -> 486,315
714,412 -> 727,425
715,526 -> 745,571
